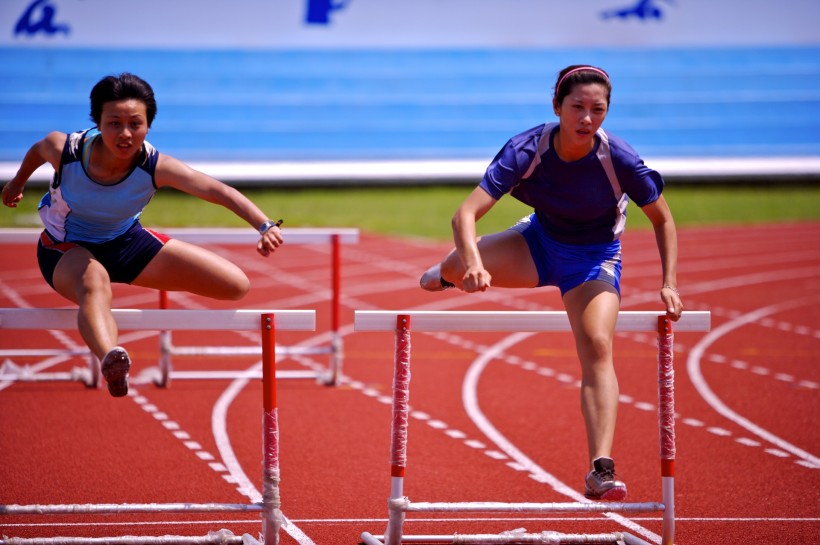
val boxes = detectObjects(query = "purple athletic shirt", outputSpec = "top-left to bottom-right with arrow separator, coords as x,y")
479,122 -> 663,245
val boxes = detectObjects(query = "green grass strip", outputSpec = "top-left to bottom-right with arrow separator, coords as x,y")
3,184 -> 818,242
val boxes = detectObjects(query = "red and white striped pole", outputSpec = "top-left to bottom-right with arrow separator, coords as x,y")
385,314 -> 412,545
329,233 -> 343,385
157,290 -> 172,387
261,313 -> 282,545
657,316 -> 676,545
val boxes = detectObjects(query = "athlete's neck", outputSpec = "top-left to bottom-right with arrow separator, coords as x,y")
553,129 -> 595,162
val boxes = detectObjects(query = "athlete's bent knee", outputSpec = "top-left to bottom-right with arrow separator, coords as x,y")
216,273 -> 250,301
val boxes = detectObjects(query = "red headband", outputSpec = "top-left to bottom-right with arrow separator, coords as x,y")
556,66 -> 610,92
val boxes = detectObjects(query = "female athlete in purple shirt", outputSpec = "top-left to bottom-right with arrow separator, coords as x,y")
420,65 -> 684,501
2,73 -> 284,399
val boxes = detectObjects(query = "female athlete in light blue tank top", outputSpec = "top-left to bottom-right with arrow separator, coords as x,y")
2,73 -> 285,398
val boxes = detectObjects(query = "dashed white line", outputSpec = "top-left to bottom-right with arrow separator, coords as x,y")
687,298 -> 820,469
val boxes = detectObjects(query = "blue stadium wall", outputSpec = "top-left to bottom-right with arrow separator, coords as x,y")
2,0 -> 819,184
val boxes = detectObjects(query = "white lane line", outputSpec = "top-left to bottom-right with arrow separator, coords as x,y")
212,364 -> 317,545
462,331 -> 663,545
687,297 -> 820,468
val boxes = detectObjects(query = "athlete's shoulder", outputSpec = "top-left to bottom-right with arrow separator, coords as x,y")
136,138 -> 160,173
143,138 -> 159,157
64,128 -> 91,155
499,122 -> 558,174
599,128 -> 640,161
507,123 -> 554,151
600,128 -> 664,199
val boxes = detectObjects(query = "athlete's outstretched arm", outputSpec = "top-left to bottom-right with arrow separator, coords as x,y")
2,132 -> 65,208
154,154 -> 283,256
451,186 -> 498,292
641,195 -> 683,320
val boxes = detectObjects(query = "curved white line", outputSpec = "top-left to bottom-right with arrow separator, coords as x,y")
213,370 -> 260,501
687,297 -> 820,467
213,365 -> 317,545
462,331 -> 663,544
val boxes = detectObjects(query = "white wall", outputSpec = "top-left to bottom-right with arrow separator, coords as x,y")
2,0 -> 818,49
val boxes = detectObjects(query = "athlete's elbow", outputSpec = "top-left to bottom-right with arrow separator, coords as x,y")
451,209 -> 471,233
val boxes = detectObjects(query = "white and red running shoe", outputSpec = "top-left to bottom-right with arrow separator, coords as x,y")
419,263 -> 455,291
101,346 -> 131,398
584,457 -> 628,501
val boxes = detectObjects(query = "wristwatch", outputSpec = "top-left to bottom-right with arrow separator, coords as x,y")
258,220 -> 277,235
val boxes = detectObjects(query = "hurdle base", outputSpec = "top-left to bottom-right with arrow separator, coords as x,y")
362,530 -> 651,544
404,501 -> 665,514
134,367 -> 325,388
363,500 -> 664,544
0,531 -> 259,545
0,361 -> 98,389
151,342 -> 337,389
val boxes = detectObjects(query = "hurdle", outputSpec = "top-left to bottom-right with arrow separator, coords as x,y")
0,227 -> 358,387
354,310 -> 711,545
0,307 -> 315,545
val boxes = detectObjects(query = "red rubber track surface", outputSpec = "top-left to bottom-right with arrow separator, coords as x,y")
1,222 -> 818,544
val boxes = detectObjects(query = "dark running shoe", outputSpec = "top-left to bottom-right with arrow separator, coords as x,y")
584,457 -> 627,501
419,264 -> 455,291
101,346 -> 131,398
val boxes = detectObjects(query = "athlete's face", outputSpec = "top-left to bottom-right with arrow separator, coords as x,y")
554,82 -> 609,152
98,99 -> 149,161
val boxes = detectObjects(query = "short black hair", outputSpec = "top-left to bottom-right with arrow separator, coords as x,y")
89,72 -> 157,127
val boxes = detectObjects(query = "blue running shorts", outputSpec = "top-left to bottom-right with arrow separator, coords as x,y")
509,214 -> 622,296
37,222 -> 170,288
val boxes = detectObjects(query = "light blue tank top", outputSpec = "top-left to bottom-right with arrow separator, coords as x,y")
38,129 -> 159,243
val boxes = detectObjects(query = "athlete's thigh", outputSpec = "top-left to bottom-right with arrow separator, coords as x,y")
132,239 -> 248,295
562,280 -> 620,345
51,247 -> 111,304
476,229 -> 539,288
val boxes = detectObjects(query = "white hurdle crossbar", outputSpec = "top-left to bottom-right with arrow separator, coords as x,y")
0,227 -> 358,387
0,307 -> 316,545
354,310 -> 711,545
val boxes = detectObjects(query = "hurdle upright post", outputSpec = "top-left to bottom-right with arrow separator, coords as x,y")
327,233 -> 344,385
261,313 -> 282,545
657,315 -> 676,545
157,289 -> 172,387
383,314 -> 412,545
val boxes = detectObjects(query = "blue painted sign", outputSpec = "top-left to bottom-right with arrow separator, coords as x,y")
601,0 -> 674,21
14,0 -> 70,37
306,0 -> 351,24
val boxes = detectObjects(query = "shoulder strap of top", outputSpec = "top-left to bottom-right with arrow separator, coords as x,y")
595,128 -> 622,198
521,122 -> 559,180
53,130 -> 91,189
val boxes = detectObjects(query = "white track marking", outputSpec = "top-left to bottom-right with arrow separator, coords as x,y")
212,364 -> 317,544
462,331 -> 663,544
687,297 -> 820,468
